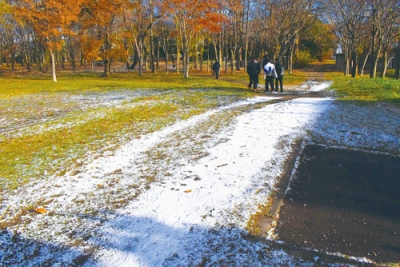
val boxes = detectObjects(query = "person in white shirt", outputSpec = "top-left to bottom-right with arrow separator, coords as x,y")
263,58 -> 278,92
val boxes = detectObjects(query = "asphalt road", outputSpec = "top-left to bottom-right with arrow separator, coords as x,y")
276,144 -> 400,265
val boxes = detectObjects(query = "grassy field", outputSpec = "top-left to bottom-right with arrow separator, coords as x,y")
0,70 -> 309,192
1,66 -> 399,193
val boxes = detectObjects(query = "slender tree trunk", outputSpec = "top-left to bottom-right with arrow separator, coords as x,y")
25,53 -> 31,72
207,38 -> 210,73
69,49 -> 76,71
156,38 -> 159,71
288,45 -> 295,74
230,48 -> 235,74
149,0 -> 155,73
372,46 -> 381,78
344,48 -> 349,76
194,34 -> 198,70
80,50 -> 84,67
218,34 -> 223,64
103,32 -> 111,77
138,41 -> 144,76
183,46 -> 189,78
382,50 -> 388,78
360,51 -> 370,76
213,41 -> 218,61
244,0 -> 250,72
162,34 -> 169,73
50,49 -> 57,82
199,39 -> 204,72
176,26 -> 182,74
11,51 -> 15,70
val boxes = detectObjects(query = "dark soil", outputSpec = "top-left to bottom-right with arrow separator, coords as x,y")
275,145 -> 400,265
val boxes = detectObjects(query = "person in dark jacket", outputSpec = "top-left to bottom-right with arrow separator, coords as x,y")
212,60 -> 220,79
247,58 -> 261,90
275,58 -> 284,92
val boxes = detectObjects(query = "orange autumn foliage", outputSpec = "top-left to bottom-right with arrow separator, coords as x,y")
13,0 -> 84,51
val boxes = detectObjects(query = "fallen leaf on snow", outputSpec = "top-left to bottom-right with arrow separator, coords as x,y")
34,207 -> 47,214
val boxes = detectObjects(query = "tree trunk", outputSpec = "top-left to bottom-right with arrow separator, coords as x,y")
25,53 -> 31,72
80,50 -> 84,67
218,34 -> 223,67
344,48 -> 349,76
138,42 -> 144,76
194,34 -> 198,70
288,45 -> 295,74
69,49 -> 76,71
230,48 -> 235,74
162,35 -> 169,73
382,51 -> 389,78
50,49 -> 57,82
176,27 -> 182,74
372,46 -> 380,78
102,32 -> 111,77
183,46 -> 189,78
11,51 -> 15,70
156,38 -> 160,71
199,39 -> 204,72
244,0 -> 250,72
360,51 -> 369,76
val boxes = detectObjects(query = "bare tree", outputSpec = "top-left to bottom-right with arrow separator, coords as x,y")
254,0 -> 323,73
326,0 -> 367,77
365,0 -> 400,77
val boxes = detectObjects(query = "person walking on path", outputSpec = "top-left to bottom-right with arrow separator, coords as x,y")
247,58 -> 261,90
212,60 -> 220,79
275,58 -> 284,92
263,58 -> 277,92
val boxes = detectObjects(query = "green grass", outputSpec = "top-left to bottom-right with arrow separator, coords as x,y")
325,72 -> 400,102
2,67 -> 398,192
0,71 -> 274,191
0,68 -> 309,96
0,72 -> 245,97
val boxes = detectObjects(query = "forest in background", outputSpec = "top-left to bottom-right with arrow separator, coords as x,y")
0,0 -> 399,81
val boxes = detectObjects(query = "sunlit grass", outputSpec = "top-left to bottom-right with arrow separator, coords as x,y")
1,68 -> 370,192
325,72 -> 400,102
0,72 -> 249,97
0,91 -> 243,190
1,100 -> 182,184
1,71 -> 272,191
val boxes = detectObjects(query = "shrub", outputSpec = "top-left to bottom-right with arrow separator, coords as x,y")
294,50 -> 315,68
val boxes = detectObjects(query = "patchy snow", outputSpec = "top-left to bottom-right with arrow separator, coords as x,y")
1,82 -> 399,266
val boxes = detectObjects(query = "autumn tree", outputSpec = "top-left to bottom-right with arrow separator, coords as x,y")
13,0 -> 83,82
80,0 -> 125,76
123,0 -> 158,76
164,0 -> 226,78
0,1 -> 15,68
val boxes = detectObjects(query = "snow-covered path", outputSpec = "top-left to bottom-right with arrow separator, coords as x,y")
87,96 -> 332,266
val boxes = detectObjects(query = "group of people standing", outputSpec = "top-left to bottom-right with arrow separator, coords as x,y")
247,56 -> 284,92
211,56 -> 284,93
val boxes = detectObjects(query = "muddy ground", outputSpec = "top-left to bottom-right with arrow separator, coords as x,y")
275,144 -> 400,265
